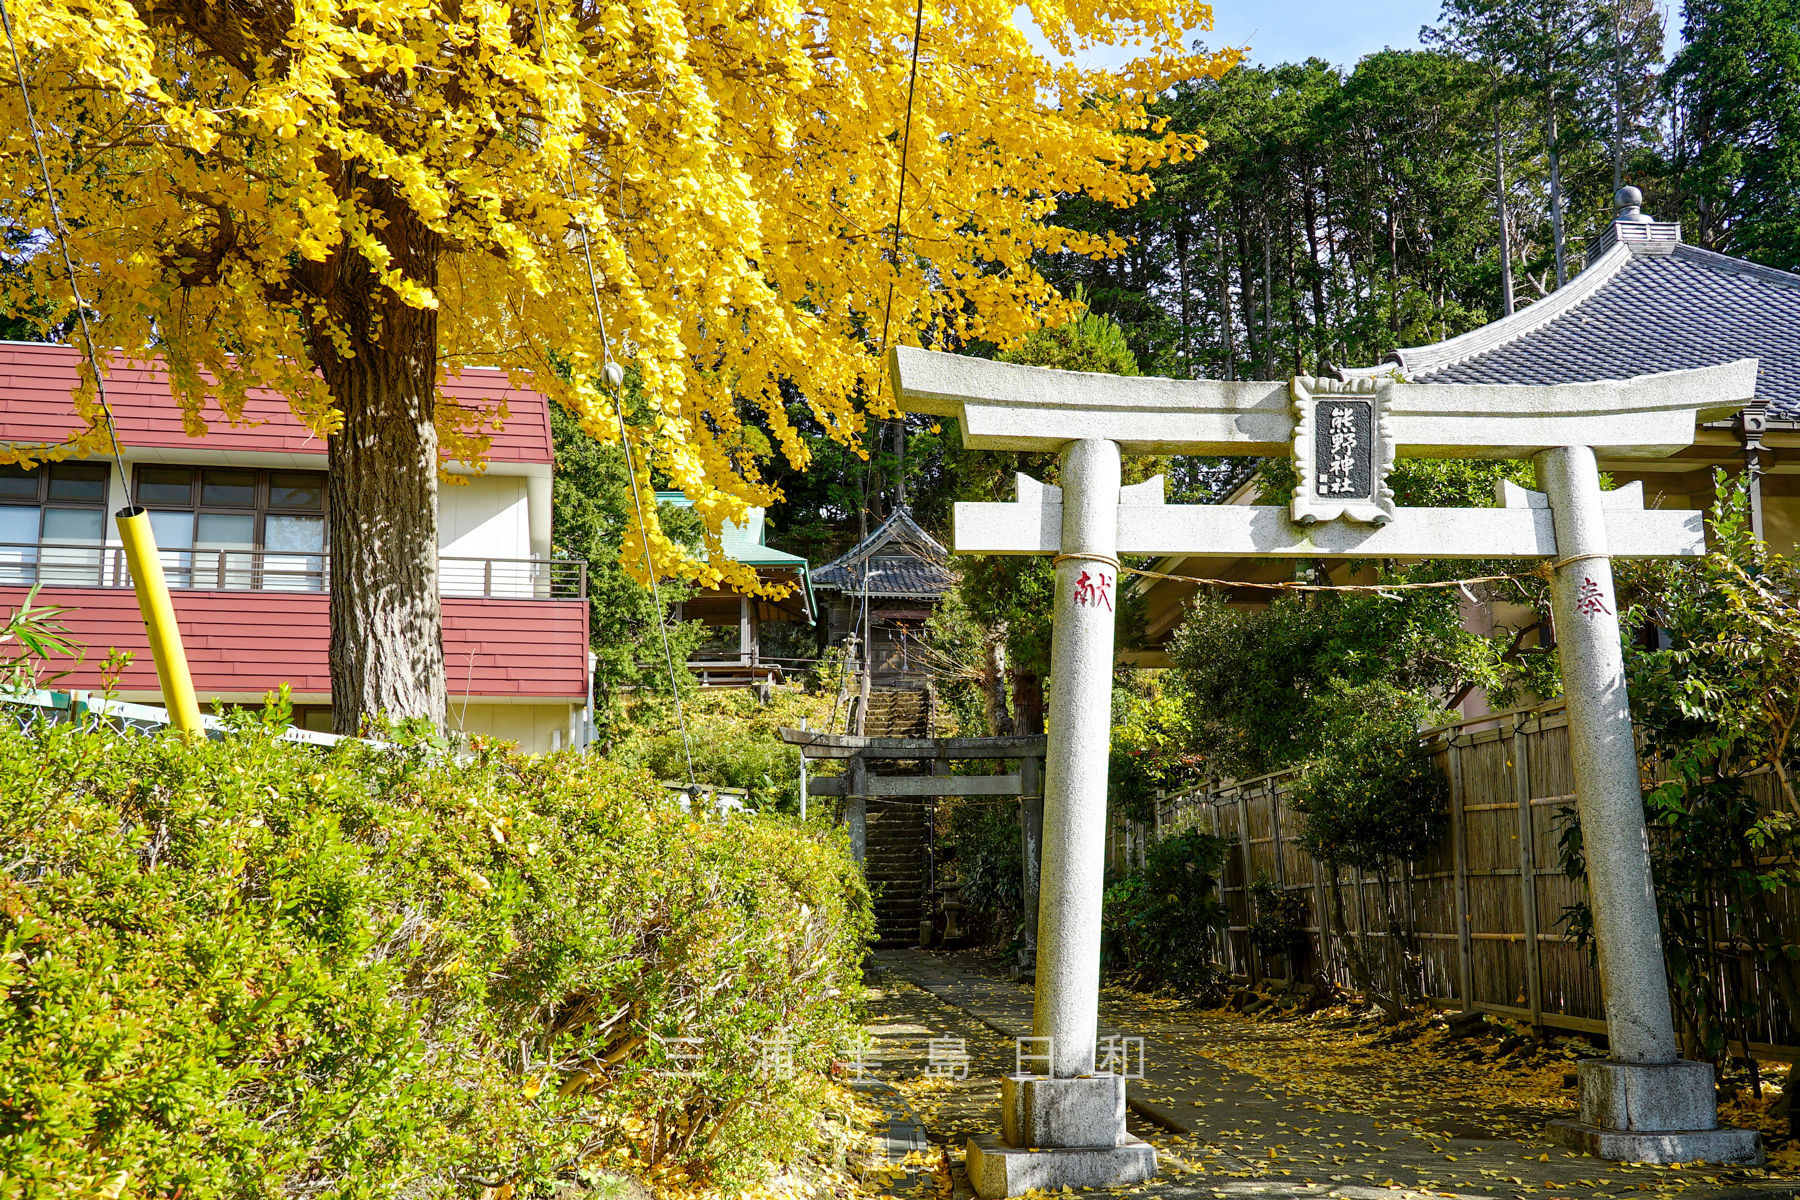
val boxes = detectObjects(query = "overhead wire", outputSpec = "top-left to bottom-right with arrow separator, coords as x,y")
1119,560 -> 1561,596
531,0 -> 694,781
848,0 -> 929,735
876,0 -> 928,367
0,0 -> 129,488
568,202 -> 697,786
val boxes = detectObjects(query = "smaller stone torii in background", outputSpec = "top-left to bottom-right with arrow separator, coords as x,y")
889,345 -> 1765,1198
778,727 -> 1048,951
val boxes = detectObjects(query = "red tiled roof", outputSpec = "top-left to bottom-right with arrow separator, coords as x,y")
0,342 -> 552,464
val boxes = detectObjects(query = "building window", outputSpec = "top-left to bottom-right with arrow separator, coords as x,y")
0,460 -> 110,584
294,706 -> 334,733
133,466 -> 326,590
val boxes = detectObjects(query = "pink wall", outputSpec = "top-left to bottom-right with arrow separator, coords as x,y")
2,586 -> 589,700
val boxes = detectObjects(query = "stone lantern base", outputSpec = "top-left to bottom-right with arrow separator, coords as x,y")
965,1135 -> 1157,1198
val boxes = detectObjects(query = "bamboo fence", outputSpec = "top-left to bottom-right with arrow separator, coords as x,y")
1107,699 -> 1800,1060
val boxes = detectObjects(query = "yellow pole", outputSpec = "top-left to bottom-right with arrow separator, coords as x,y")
115,506 -> 203,734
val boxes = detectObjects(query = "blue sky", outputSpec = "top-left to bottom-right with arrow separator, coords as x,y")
1211,0 -> 1445,67
1017,0 -> 1448,73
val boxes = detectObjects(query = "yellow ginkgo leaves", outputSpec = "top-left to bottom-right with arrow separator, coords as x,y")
2,0 -> 1239,589
0,0 -> 1239,720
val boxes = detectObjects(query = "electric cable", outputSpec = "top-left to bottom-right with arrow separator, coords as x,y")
528,0 -> 695,782
1120,560 -> 1562,595
850,0 -> 927,735
568,204 -> 697,785
876,0 -> 928,366
0,0 -> 129,488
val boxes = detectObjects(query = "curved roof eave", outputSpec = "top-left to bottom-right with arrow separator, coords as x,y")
1339,242 -> 1637,382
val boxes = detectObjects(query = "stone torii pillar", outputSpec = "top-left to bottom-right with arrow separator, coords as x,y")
1035,438 -> 1121,1079
1534,447 -> 1756,1161
889,347 -> 1764,1197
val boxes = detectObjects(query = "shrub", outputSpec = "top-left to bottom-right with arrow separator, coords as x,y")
608,686 -> 835,815
1286,685 -> 1449,873
1287,684 -> 1449,1012
0,707 -> 870,1199
944,797 -> 1024,943
1100,828 -> 1229,996
1246,872 -> 1307,960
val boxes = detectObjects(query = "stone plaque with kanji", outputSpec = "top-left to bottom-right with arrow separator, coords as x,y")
1290,375 -> 1396,526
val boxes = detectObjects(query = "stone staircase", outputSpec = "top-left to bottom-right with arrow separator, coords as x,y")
860,687 -> 934,947
859,688 -> 931,738
866,799 -> 929,947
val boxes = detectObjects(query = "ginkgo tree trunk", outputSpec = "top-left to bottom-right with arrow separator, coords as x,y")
303,193 -> 448,726
3,0 -> 1240,736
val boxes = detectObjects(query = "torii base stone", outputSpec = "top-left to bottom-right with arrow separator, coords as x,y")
887,347 -> 1766,1194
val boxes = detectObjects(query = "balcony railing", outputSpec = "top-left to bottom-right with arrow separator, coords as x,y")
0,542 -> 588,600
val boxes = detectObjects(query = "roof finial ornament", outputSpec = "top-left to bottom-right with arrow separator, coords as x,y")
1614,186 -> 1653,224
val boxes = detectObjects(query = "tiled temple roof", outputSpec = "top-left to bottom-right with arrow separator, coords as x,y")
813,507 -> 955,599
1346,206 -> 1800,418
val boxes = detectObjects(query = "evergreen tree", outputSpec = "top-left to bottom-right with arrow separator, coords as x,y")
1042,52 -> 1507,378
548,404 -> 706,736
1430,0 -> 1605,287
1665,0 -> 1800,269
1594,0 -> 1668,192
947,304 -> 1145,737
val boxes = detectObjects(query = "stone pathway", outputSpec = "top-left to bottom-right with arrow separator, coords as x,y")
859,950 -> 1797,1200
848,1077 -> 941,1199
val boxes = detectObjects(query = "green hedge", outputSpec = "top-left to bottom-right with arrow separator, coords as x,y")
0,709 -> 871,1199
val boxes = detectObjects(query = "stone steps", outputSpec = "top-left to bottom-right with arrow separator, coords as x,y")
857,688 -> 939,947
865,778 -> 929,947
860,688 -> 934,739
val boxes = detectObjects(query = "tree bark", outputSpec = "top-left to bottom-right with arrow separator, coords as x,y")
1387,206 -> 1401,340
1493,88 -> 1516,316
1012,669 -> 1044,737
1175,222 -> 1191,376
1547,96 -> 1569,287
1301,170 -> 1327,365
1261,217 -> 1275,380
1235,214 -> 1259,378
304,185 -> 448,735
892,418 -> 907,508
1218,225 -> 1237,381
982,626 -> 1014,736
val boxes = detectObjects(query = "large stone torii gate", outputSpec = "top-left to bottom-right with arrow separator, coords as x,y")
887,346 -> 1765,1197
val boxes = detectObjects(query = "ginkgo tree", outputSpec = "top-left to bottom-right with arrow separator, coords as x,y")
1,0 -> 1240,733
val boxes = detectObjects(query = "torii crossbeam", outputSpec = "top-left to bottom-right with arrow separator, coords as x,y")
888,346 -> 1765,1197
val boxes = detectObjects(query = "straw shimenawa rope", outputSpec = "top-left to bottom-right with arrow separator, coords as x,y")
1118,558 -> 1573,595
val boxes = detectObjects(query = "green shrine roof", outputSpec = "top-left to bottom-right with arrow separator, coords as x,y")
653,492 -> 815,616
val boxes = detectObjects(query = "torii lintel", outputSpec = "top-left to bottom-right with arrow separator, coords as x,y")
955,474 -> 1707,560
888,345 -> 1758,460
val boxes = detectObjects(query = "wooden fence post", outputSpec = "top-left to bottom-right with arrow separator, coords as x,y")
1271,783 -> 1292,982
1311,852 -> 1332,990
1271,782 -> 1287,887
1449,733 -> 1474,1011
1238,786 -> 1258,981
1515,714 -> 1544,1028
1105,806 -> 1116,875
